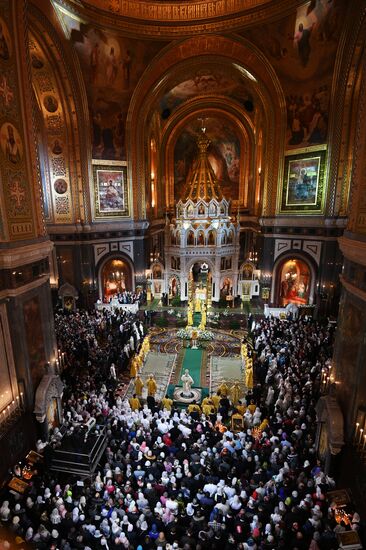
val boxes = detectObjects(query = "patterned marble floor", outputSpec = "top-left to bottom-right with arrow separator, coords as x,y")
149,328 -> 246,357
124,351 -> 176,401
210,355 -> 246,396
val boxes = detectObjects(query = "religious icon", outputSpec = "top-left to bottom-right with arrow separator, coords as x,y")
280,148 -> 326,214
96,168 -> 125,214
0,123 -> 23,164
242,263 -> 253,280
53,179 -> 68,195
43,95 -> 59,113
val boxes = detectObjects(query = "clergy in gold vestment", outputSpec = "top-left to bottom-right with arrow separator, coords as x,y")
147,374 -> 157,397
230,380 -> 242,406
134,374 -> 144,397
130,356 -> 138,378
245,360 -> 254,389
217,380 -> 229,397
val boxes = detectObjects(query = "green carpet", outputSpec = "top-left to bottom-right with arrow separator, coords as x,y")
178,348 -> 203,387
193,312 -> 201,326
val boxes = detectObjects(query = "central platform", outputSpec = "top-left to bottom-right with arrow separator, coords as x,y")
173,386 -> 202,404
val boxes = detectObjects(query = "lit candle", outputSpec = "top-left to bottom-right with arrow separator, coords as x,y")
363,434 -> 366,451
359,428 -> 364,446
20,392 -> 23,409
354,423 -> 360,444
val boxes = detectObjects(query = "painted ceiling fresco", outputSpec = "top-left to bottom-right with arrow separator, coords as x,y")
243,0 -> 346,150
159,65 -> 255,122
64,21 -> 167,160
174,117 -> 241,203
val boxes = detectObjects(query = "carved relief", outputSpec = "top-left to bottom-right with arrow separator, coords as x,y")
0,72 -> 15,117
51,157 -> 66,177
55,196 -> 70,215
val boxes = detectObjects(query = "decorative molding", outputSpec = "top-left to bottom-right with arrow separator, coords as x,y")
52,0 -> 305,38
340,275 -> 366,303
0,274 -> 50,300
273,239 -> 291,261
339,235 -> 366,268
0,240 -> 54,269
119,241 -> 134,260
94,244 -> 109,265
274,238 -> 322,265
303,240 -> 322,266
93,240 -> 134,265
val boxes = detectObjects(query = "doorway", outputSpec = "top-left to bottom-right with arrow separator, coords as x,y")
189,261 -> 212,306
101,258 -> 132,302
277,258 -> 311,306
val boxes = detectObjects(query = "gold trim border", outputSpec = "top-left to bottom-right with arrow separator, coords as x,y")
92,161 -> 130,219
278,145 -> 328,215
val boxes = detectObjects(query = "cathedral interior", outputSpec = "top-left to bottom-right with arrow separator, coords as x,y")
1,0 -> 366,544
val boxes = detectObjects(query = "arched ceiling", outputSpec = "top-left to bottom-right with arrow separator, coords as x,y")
51,0 -> 306,38
155,60 -> 257,125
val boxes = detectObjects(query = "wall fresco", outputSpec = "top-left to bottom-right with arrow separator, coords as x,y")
68,23 -> 166,161
174,117 -> 240,202
243,1 -> 346,150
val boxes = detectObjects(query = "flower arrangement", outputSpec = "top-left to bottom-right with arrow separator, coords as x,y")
199,330 -> 214,341
176,328 -> 214,341
167,309 -> 175,315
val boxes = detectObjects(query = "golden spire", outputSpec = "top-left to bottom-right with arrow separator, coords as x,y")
182,132 -> 223,202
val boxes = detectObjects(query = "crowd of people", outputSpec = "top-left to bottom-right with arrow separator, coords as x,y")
54,308 -> 144,376
0,312 -> 364,550
105,291 -> 147,305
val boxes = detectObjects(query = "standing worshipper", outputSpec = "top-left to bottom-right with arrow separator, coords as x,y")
110,363 -> 117,380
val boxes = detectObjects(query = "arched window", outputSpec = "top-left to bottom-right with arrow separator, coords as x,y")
221,232 -> 227,245
227,230 -> 233,244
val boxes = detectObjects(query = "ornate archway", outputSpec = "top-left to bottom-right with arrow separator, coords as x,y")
127,34 -> 286,220
98,256 -> 134,301
272,253 -> 317,307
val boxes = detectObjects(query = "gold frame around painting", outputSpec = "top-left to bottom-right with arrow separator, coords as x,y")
92,159 -> 129,219
279,145 -> 327,214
